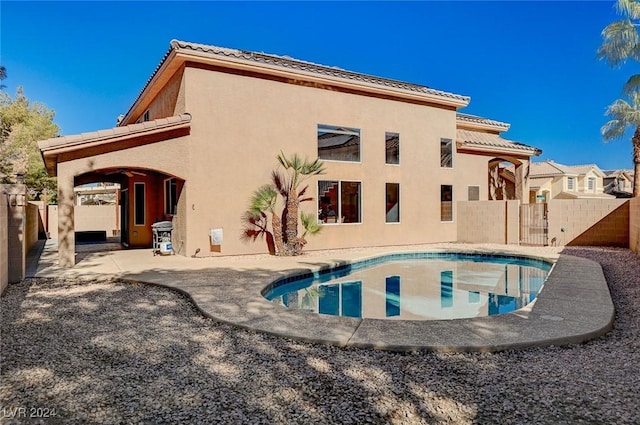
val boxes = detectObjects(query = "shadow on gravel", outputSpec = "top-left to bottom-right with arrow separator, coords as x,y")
2,247 -> 640,424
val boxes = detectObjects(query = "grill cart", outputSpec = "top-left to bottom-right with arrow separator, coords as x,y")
152,221 -> 173,256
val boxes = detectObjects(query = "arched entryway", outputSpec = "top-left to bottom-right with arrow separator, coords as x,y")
487,156 -> 530,203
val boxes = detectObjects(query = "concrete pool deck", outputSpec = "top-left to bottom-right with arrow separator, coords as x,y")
26,240 -> 615,352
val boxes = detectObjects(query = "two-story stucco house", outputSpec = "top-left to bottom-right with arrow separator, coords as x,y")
529,160 -> 614,202
603,169 -> 635,198
38,40 -> 541,266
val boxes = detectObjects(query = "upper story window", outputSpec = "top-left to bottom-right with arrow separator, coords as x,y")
317,124 -> 360,162
587,177 -> 596,191
567,177 -> 576,191
441,138 -> 453,168
143,110 -> 150,122
385,132 -> 399,165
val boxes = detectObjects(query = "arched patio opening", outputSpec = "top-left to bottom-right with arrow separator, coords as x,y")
487,156 -> 529,203
70,167 -> 185,253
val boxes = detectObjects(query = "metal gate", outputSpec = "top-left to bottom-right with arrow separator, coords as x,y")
520,203 -> 549,246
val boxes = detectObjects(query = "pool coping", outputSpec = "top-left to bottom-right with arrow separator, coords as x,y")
29,241 -> 615,353
131,249 -> 615,353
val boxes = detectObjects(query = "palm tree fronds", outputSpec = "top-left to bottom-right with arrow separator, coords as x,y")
300,211 -> 322,238
616,0 -> 640,20
598,19 -> 640,66
624,74 -> 640,95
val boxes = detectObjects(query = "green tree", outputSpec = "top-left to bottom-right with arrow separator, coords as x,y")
242,152 -> 325,256
0,86 -> 59,201
601,93 -> 640,196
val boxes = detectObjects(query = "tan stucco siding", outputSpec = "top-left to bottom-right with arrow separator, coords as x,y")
179,66 -> 487,256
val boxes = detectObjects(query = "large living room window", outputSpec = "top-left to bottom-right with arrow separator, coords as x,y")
318,180 -> 361,224
441,138 -> 453,168
441,185 -> 453,222
385,132 -> 399,164
317,124 -> 361,162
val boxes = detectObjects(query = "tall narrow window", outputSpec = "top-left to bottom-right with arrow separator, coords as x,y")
385,132 -> 399,164
440,138 -> 453,168
317,124 -> 361,162
385,183 -> 400,223
441,185 -> 453,222
164,178 -> 177,215
318,180 -> 362,224
588,177 -> 596,191
567,177 -> 576,191
134,182 -> 145,226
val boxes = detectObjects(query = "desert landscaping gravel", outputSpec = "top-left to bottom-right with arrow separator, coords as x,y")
1,246 -> 639,424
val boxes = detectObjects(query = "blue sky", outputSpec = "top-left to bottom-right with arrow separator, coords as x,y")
2,1 -> 638,170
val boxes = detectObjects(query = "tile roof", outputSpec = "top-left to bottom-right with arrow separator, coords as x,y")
39,114 -> 192,151
124,40 -> 470,123
456,113 -> 510,131
530,161 -> 605,177
456,129 -> 541,155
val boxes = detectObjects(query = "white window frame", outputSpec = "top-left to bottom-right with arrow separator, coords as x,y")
385,132 -> 400,165
317,124 -> 362,163
440,138 -> 453,168
567,177 -> 576,191
441,184 -> 454,222
318,180 -> 362,225
587,177 -> 596,192
385,182 -> 400,224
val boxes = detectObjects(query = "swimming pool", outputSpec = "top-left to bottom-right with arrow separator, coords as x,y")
263,253 -> 553,320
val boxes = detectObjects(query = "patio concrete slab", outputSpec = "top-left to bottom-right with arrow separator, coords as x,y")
24,240 -> 615,352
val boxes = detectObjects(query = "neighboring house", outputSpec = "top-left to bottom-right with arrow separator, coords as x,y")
74,182 -> 120,205
603,169 -> 634,198
529,160 -> 614,202
38,40 -> 541,266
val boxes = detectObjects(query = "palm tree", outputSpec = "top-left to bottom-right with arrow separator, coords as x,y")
241,184 -> 282,255
275,152 -> 325,255
601,92 -> 640,197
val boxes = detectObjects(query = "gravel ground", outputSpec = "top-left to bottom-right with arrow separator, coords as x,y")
1,246 -> 639,425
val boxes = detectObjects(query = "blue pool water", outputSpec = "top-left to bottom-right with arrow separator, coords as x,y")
263,253 -> 552,320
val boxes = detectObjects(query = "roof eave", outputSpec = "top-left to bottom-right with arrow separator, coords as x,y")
457,142 -> 541,158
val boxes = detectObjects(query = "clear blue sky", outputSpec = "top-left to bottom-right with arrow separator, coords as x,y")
2,1 -> 638,170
